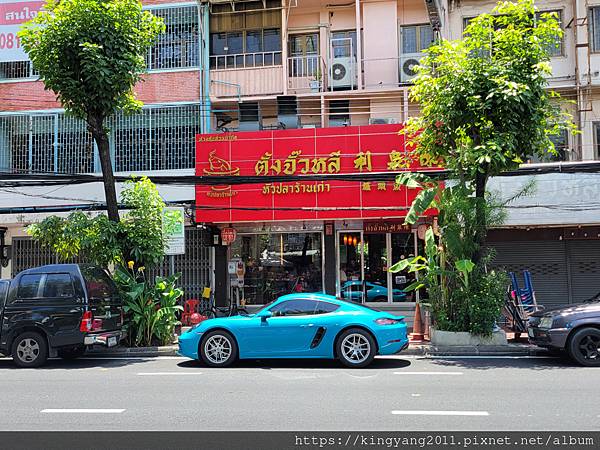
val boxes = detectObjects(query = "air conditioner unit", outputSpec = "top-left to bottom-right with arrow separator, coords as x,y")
399,53 -> 422,83
369,118 -> 399,125
331,57 -> 357,88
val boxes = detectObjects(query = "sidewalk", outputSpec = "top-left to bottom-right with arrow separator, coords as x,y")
87,341 -> 546,358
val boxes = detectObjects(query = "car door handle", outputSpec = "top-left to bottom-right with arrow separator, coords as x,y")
300,324 -> 315,328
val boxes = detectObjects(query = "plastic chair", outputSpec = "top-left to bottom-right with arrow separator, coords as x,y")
181,299 -> 200,326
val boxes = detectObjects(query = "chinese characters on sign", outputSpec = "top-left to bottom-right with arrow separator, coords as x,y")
195,124 -> 440,223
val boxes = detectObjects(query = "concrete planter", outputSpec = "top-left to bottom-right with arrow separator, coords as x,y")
430,327 -> 507,346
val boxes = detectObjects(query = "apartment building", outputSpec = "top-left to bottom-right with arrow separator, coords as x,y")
0,0 -> 598,309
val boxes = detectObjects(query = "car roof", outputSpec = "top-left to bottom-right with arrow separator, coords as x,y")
19,264 -> 82,275
275,293 -> 342,305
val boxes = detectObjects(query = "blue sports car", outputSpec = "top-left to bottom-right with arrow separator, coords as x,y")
178,293 -> 408,368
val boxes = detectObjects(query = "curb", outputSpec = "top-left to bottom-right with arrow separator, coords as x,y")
87,343 -> 545,358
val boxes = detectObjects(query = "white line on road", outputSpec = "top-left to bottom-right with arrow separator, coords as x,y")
391,410 -> 489,416
137,372 -> 203,376
41,409 -> 125,414
393,371 -> 463,375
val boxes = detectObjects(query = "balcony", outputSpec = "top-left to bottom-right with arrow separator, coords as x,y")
209,51 -> 284,99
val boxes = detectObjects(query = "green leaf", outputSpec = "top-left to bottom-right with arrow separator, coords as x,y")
405,188 -> 436,225
455,259 -> 475,274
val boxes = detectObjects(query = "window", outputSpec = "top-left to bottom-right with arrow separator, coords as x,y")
269,299 -> 319,316
147,6 -> 200,70
0,61 -> 35,81
595,123 -> 600,159
536,10 -> 563,57
81,267 -> 116,298
289,33 -> 320,77
314,301 -> 340,314
0,104 -> 201,173
329,100 -> 350,127
400,24 -> 434,54
229,232 -> 323,305
0,281 -> 7,304
332,30 -> 357,58
17,274 -> 43,299
591,7 -> 600,53
527,130 -> 569,162
43,274 -> 75,298
209,3 -> 282,69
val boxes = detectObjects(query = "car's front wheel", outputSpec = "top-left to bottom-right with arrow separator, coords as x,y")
567,327 -> 600,367
12,331 -> 48,368
336,328 -> 376,368
200,330 -> 238,367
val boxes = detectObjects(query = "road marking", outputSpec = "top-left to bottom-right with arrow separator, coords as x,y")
411,394 -> 421,397
394,371 -> 463,375
137,372 -> 203,376
425,355 -> 557,360
391,410 -> 489,416
41,409 -> 125,414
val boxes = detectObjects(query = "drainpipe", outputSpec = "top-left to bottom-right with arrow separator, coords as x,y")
355,0 -> 363,90
202,3 -> 211,134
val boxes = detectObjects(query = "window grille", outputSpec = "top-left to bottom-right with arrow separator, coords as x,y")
0,61 -> 35,81
0,104 -> 200,174
590,7 -> 600,53
146,6 -> 200,70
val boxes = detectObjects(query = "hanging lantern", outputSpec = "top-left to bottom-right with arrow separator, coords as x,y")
343,235 -> 348,245
353,236 -> 358,246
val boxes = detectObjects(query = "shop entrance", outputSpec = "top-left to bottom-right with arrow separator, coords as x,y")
337,229 -> 418,304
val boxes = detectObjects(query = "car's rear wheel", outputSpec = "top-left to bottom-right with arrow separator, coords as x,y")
12,331 -> 48,368
336,328 -> 376,368
58,345 -> 86,360
200,330 -> 238,367
567,327 -> 600,367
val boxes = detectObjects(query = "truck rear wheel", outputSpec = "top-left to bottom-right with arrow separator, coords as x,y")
12,331 -> 48,368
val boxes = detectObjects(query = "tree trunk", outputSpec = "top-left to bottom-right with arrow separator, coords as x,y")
89,115 -> 120,222
473,169 -> 488,265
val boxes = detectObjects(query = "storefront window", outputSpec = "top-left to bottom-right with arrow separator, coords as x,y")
231,232 -> 323,305
339,230 -> 418,303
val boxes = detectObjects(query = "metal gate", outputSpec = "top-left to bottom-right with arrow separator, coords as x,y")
491,240 -> 570,308
11,228 -> 211,300
491,239 -> 600,308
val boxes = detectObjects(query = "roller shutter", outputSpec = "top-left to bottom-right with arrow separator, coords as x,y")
567,240 -> 600,304
490,240 -> 569,308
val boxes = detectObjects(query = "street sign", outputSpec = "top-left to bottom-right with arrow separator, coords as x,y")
221,227 -> 237,245
163,207 -> 185,255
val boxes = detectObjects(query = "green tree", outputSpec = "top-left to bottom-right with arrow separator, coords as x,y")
27,177 -> 166,269
403,0 -> 574,261
19,0 -> 164,222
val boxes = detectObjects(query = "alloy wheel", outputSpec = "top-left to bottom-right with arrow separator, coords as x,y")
16,338 -> 40,363
341,333 -> 371,364
578,335 -> 600,361
204,335 -> 232,365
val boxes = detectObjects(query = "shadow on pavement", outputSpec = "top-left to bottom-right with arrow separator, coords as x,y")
427,354 -> 585,371
177,357 -> 412,370
0,356 -> 152,370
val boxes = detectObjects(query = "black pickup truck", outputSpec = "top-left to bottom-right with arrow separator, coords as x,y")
0,264 -> 124,367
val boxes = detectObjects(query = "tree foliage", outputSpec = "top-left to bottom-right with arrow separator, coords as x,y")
19,0 -> 164,222
393,0 -> 573,334
27,177 -> 167,268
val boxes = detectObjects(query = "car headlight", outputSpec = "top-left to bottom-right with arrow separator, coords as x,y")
539,316 -> 554,329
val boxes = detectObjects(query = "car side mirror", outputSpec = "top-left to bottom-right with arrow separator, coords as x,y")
257,310 -> 272,321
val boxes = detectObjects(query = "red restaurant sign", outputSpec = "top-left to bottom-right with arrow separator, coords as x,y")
195,124 -> 433,223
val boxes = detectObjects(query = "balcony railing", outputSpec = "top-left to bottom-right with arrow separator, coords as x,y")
210,51 -> 283,70
287,55 -> 328,93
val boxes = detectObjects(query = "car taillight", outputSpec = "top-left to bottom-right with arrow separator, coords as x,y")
80,311 -> 93,332
92,318 -> 103,331
375,318 -> 401,325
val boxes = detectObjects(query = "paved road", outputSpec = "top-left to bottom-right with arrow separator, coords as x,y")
0,354 -> 598,431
